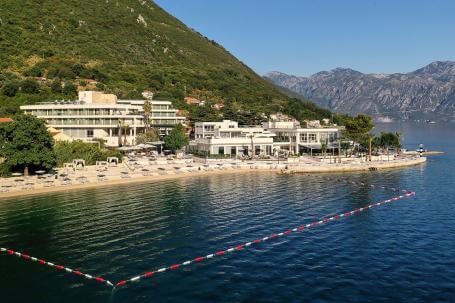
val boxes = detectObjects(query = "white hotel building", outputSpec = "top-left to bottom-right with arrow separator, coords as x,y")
20,91 -> 185,147
191,120 -> 341,156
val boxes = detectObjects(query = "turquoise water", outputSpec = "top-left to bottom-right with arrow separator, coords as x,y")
0,123 -> 454,302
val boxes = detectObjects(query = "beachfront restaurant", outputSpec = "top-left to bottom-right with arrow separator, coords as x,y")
191,121 -> 276,156
269,127 -> 341,155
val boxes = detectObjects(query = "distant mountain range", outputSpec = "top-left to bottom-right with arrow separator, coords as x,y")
265,61 -> 455,122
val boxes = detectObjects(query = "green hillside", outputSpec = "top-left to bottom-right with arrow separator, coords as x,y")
0,0 -> 333,123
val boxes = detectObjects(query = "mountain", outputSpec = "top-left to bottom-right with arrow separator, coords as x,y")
0,0 -> 332,124
265,61 -> 455,122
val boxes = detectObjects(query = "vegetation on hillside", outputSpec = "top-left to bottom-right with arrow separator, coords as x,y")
0,0 -> 336,124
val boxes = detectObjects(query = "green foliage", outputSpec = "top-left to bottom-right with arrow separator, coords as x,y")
51,78 -> 62,93
0,0 -> 336,125
164,124 -> 189,152
63,82 -> 76,95
373,132 -> 402,149
21,79 -> 40,94
343,114 -> 374,146
25,66 -> 44,77
1,81 -> 20,97
0,114 -> 55,175
136,128 -> 160,144
53,140 -> 122,167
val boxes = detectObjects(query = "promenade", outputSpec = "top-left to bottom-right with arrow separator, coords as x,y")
0,155 -> 426,199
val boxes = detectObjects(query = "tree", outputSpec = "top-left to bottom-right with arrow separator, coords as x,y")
343,114 -> 374,152
51,78 -> 62,93
63,82 -> 76,95
118,119 -> 130,146
0,114 -> 55,176
25,66 -> 44,77
1,81 -> 20,97
21,79 -> 40,94
321,139 -> 328,159
373,132 -> 402,150
143,99 -> 152,132
136,128 -> 160,144
164,124 -> 189,152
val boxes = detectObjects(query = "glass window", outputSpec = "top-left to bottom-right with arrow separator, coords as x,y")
309,133 -> 317,143
218,146 -> 224,154
87,130 -> 94,138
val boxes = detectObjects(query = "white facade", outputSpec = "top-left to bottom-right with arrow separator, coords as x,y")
192,120 -> 341,156
192,120 -> 276,156
20,91 -> 185,147
194,120 -> 239,139
263,121 -> 341,155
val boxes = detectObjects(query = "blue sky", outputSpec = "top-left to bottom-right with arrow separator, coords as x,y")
154,0 -> 455,76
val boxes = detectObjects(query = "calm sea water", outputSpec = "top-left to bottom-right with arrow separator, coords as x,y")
0,122 -> 454,303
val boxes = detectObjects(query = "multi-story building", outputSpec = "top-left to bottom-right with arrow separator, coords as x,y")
191,120 -> 342,156
20,91 -> 185,147
191,120 -> 276,156
263,121 -> 341,155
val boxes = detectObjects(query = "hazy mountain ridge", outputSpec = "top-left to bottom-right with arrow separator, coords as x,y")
265,61 -> 455,121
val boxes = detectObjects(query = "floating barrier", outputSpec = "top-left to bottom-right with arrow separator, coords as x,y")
0,180 -> 416,290
115,190 -> 415,288
0,247 -> 114,287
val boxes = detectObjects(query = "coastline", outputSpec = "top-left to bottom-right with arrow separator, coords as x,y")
0,157 -> 426,200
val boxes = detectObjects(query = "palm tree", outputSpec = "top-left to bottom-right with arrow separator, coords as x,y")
321,139 -> 328,159
118,119 -> 130,146
143,99 -> 152,133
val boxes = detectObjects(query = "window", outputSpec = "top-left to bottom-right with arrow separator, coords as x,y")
231,146 -> 236,154
309,133 -> 317,143
87,130 -> 94,138
255,146 -> 261,155
218,146 -> 224,154
300,133 -> 308,143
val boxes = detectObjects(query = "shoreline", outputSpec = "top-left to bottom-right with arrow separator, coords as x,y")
0,157 -> 426,200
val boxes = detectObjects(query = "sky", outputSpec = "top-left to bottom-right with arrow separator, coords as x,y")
154,0 -> 455,77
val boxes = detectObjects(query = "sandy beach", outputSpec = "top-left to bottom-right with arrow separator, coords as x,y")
0,156 -> 426,200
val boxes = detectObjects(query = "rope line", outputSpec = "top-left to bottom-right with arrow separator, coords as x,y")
115,190 -> 416,288
0,247 -> 114,287
0,180 -> 416,290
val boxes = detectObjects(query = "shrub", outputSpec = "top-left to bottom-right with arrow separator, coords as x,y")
54,141 -> 123,167
21,79 -> 40,94
1,81 -> 20,97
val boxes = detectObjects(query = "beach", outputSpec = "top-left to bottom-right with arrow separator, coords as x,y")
0,156 -> 426,200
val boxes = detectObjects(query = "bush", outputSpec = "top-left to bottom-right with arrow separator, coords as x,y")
25,66 -> 44,77
54,141 -> 123,167
1,81 -> 20,97
63,82 -> 76,95
51,78 -> 62,93
21,79 -> 40,94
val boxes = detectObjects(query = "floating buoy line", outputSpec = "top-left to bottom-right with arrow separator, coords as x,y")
0,180 -> 416,290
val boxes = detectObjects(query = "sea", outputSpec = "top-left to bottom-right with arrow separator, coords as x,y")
0,122 -> 454,303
